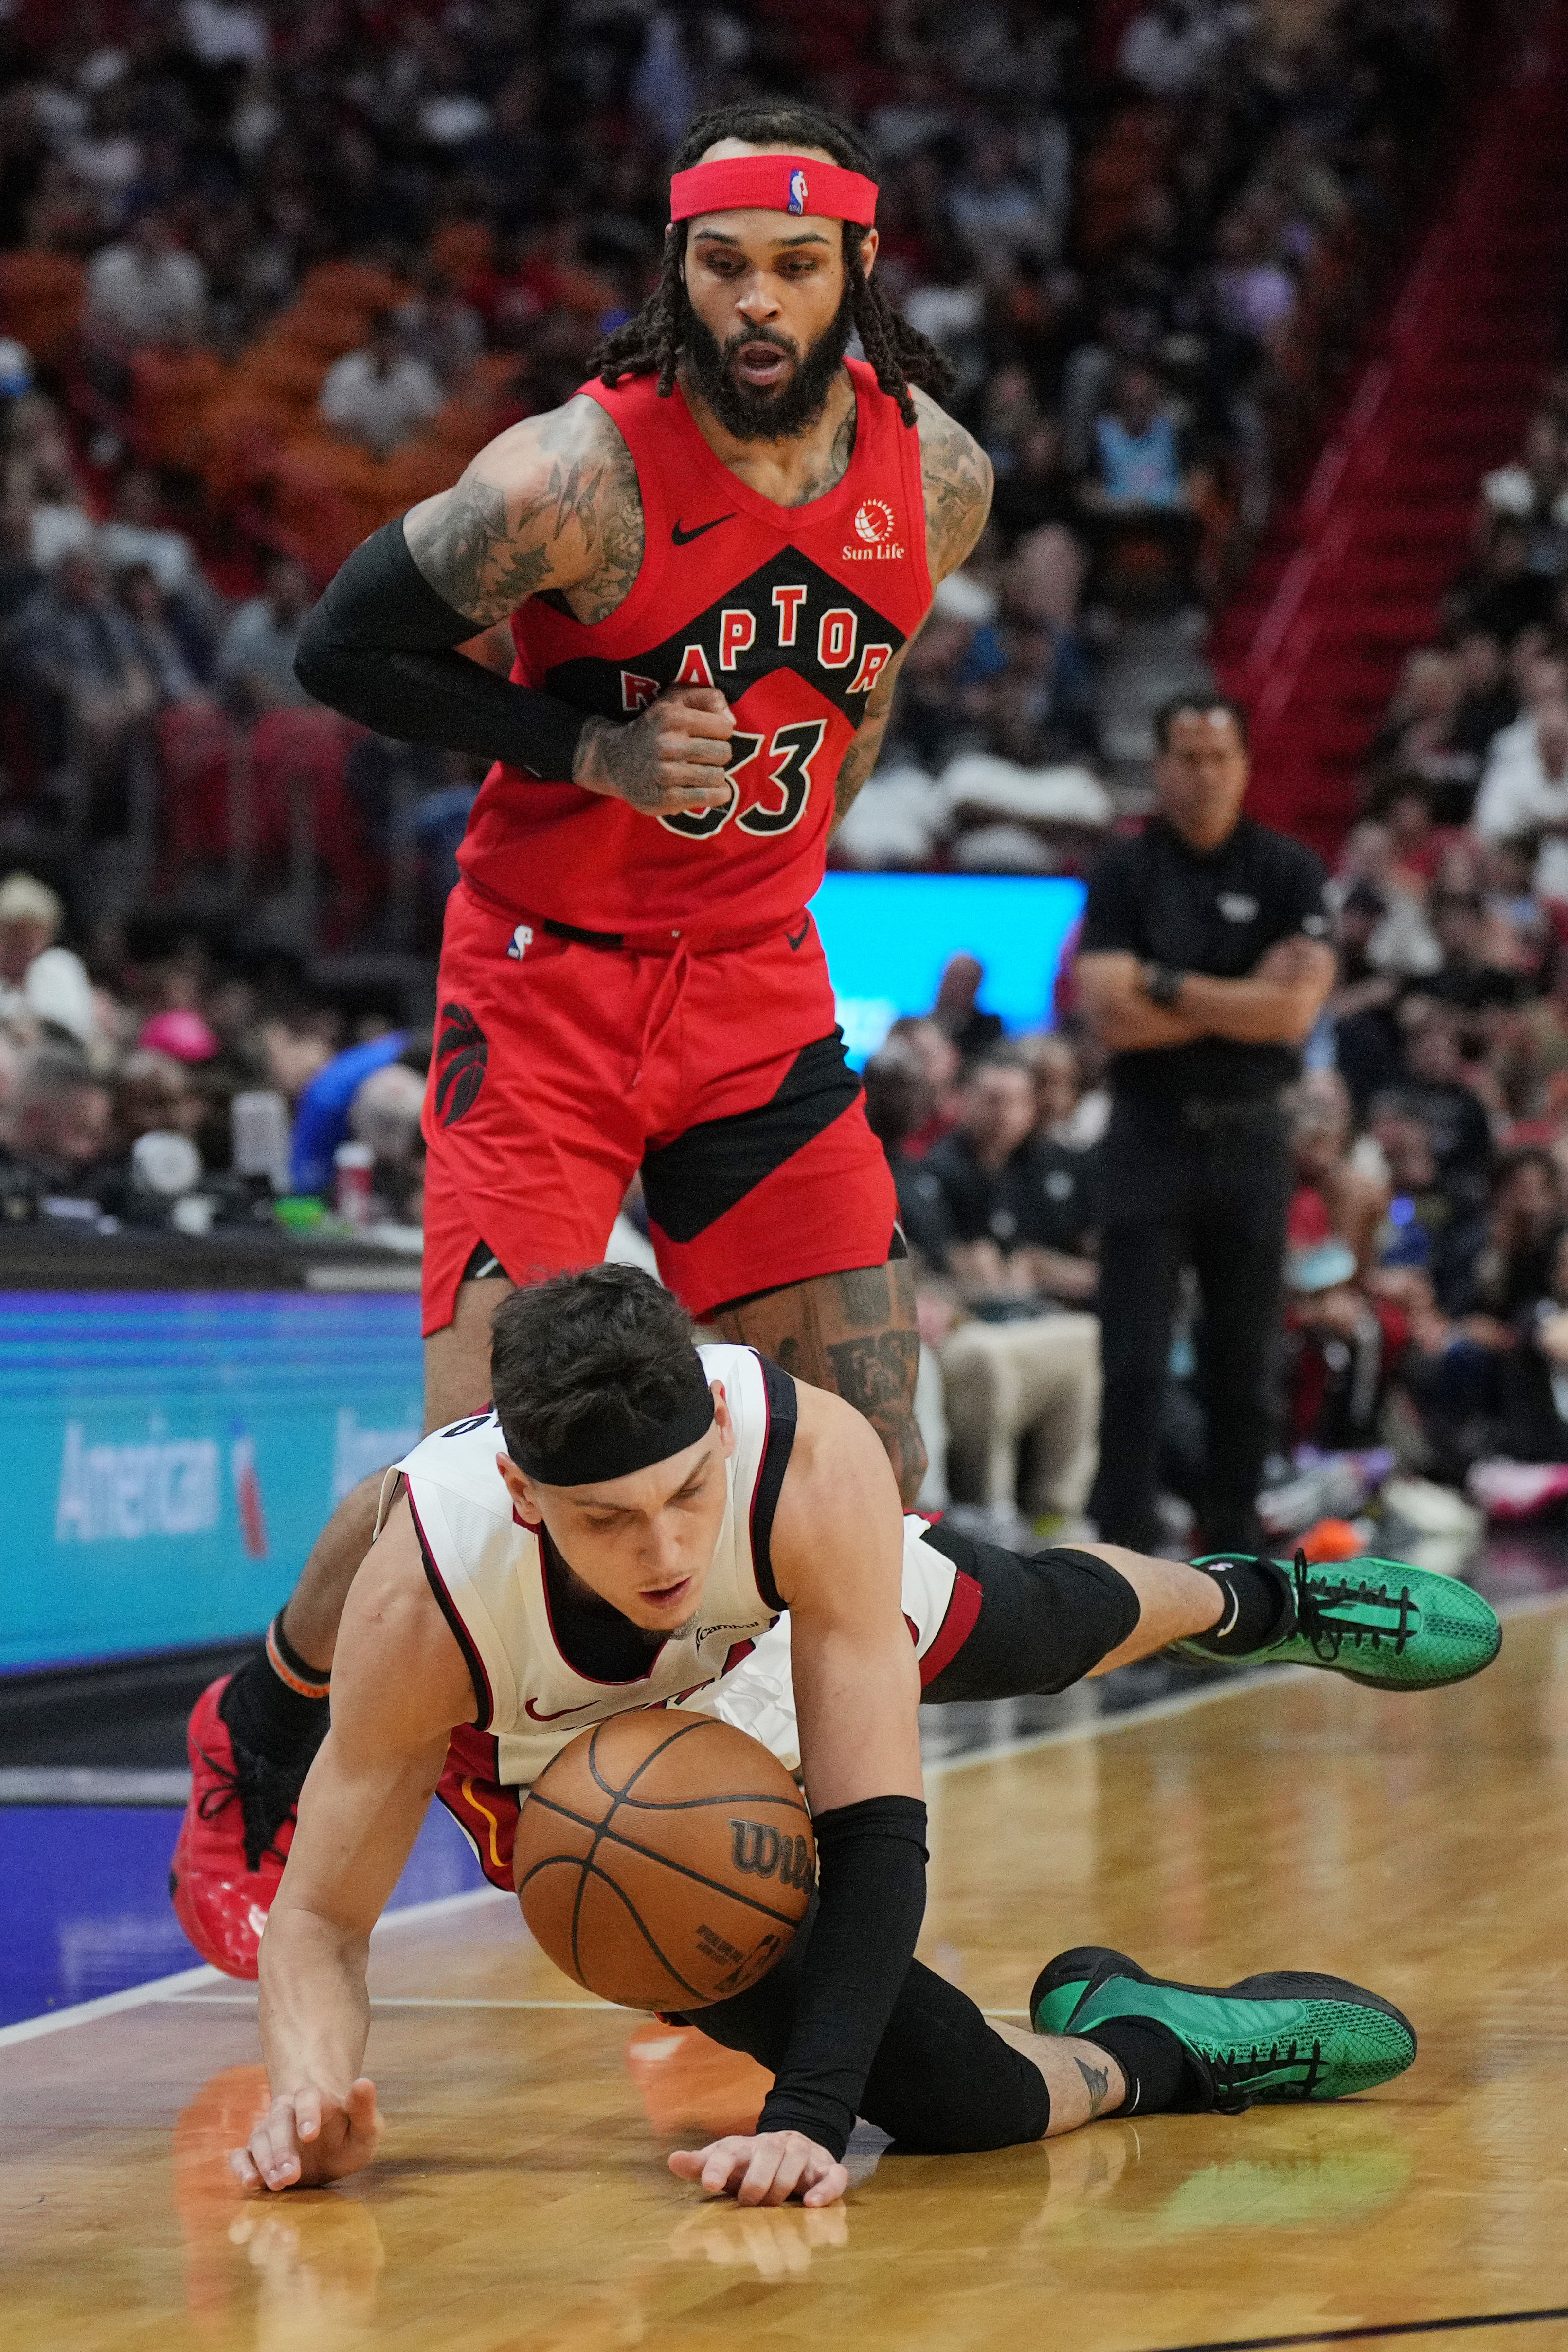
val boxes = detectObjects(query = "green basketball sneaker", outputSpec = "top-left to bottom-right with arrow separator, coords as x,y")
1170,1550 -> 1501,1692
1030,1946 -> 1416,2110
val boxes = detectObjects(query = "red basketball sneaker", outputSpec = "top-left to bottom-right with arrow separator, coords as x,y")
170,1676 -> 306,1980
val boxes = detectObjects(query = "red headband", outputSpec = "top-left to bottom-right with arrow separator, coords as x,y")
669,155 -> 878,228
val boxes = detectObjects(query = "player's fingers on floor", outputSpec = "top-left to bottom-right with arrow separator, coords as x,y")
802,2159 -> 849,2208
245,2119 -> 301,2191
345,2078 -> 382,2143
693,2139 -> 746,2194
290,2087 -> 322,2142
736,2142 -> 791,2206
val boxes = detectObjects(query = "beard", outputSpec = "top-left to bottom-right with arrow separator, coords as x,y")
681,282 -> 855,442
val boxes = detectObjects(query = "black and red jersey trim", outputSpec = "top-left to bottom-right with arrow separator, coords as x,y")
407,1485 -> 496,1732
748,1353 -> 797,1614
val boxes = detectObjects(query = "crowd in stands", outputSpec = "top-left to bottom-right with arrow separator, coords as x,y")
847,343 -> 1568,1544
0,0 -> 1454,929
0,868 -> 428,1235
13,2 -> 1567,1552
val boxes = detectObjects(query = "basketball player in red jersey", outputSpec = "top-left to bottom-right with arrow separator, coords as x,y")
169,99 -> 995,1981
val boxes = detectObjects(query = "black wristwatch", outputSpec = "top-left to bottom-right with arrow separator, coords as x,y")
1143,962 -> 1185,1009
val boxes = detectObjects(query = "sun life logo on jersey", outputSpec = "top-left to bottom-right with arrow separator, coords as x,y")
788,168 -> 807,214
845,497 -> 903,561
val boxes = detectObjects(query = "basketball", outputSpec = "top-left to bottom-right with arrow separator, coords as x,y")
513,1713 -> 815,2010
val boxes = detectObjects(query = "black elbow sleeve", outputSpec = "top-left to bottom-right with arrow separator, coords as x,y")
293,519 -> 589,778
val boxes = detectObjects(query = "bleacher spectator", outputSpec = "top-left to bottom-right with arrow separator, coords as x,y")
318,312 -> 444,459
919,1050 -> 1099,1310
913,1049 -> 1101,1529
115,564 -> 207,707
930,954 -> 1004,1068
83,208 -> 207,356
215,557 -> 313,713
11,546 -> 156,791
0,871 -> 97,1051
0,1045 -> 113,1197
1475,697 -> 1568,902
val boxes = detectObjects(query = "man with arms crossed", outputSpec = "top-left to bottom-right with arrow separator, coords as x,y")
235,1267 -> 1497,2206
1075,698 -> 1339,1556
174,99 -> 998,1976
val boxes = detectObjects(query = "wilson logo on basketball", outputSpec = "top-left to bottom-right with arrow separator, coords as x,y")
845,497 -> 904,561
729,1820 -> 815,1888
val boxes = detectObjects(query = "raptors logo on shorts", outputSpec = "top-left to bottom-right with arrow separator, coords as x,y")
434,1002 -> 488,1126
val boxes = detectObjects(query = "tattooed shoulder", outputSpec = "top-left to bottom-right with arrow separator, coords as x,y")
912,385 -> 993,585
403,396 -> 645,629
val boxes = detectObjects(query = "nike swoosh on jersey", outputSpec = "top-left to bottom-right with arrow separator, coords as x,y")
671,514 -> 735,545
786,921 -> 810,949
523,1693 -> 608,1722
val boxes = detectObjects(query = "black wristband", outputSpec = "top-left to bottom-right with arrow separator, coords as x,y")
1143,962 -> 1185,1009
294,519 -> 590,779
755,1793 -> 928,2161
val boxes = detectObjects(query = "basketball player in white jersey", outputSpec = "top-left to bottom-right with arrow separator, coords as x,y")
235,1267 -> 1496,2207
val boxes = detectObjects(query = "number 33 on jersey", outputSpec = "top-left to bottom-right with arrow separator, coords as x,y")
457,359 -> 933,938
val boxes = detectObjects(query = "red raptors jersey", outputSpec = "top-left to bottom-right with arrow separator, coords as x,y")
456,358 -> 932,934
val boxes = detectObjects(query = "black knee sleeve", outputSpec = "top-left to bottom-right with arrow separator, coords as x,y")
689,1915 -> 1048,2156
919,1527 -> 1142,1702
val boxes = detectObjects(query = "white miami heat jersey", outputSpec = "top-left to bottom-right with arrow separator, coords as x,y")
397,1342 -> 795,1792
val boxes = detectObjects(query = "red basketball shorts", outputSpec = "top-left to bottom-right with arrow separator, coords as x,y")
419,881 -> 897,1334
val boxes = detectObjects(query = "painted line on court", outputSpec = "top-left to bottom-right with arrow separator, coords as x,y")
0,1962 -> 221,2049
161,1991 -> 1036,2018
0,1885 -> 513,2048
1144,2303 -> 1568,2350
162,1993 -> 628,2011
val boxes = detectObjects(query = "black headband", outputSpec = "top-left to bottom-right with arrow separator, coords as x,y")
505,1357 -> 716,1489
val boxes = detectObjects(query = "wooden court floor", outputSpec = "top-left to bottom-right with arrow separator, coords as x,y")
3,1605 -> 1568,2352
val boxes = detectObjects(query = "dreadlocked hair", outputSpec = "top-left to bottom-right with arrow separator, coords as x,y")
591,99 -> 955,428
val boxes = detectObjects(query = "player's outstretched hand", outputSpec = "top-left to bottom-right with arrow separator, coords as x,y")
669,2130 -> 848,2208
231,2078 -> 383,2193
574,685 -> 736,819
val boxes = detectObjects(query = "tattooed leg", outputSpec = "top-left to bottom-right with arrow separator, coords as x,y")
706,1258 -> 928,1506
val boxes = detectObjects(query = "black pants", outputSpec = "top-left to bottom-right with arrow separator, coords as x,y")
683,1529 -> 1141,2152
1089,1098 -> 1291,1556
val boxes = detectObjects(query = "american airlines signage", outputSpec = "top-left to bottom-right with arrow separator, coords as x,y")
55,1420 -> 222,1544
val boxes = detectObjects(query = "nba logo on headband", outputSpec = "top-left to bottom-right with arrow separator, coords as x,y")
788,168 -> 807,214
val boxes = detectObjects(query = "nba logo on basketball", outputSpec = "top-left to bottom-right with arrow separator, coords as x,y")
788,168 -> 807,213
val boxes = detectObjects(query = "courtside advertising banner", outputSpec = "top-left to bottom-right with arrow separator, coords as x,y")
0,1291 -> 422,1672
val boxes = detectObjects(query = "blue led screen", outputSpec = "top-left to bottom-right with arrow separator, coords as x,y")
808,871 -> 1087,1063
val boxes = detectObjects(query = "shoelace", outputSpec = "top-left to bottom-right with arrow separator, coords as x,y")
194,1739 -> 304,1874
1289,1551 -> 1419,1663
1208,2037 -> 1325,2110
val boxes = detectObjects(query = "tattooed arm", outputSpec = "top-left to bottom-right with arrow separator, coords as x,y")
831,640 -> 906,828
829,391 -> 993,835
912,387 -> 994,586
295,396 -> 730,815
402,395 -> 641,628
400,397 -> 733,815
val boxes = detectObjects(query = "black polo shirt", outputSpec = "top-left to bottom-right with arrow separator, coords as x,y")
917,1131 -> 1099,1261
1079,814 -> 1330,1106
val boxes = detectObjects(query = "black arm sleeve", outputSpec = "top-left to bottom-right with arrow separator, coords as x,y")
755,1793 -> 928,2161
292,519 -> 590,779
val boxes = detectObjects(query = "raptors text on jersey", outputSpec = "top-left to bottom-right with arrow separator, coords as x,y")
456,359 -> 932,935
